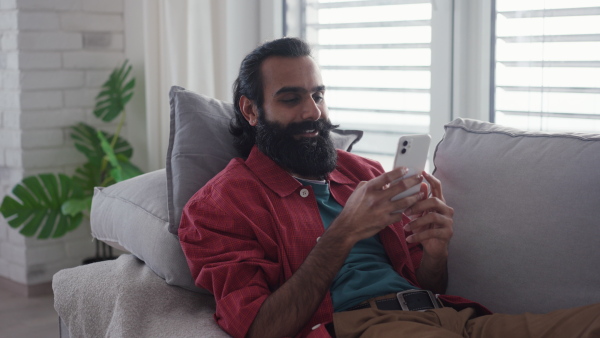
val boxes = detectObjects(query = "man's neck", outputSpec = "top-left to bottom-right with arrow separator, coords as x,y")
287,169 -> 328,182
293,175 -> 327,184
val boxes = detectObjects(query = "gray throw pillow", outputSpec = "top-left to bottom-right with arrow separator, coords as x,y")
166,86 -> 363,234
91,169 -> 207,293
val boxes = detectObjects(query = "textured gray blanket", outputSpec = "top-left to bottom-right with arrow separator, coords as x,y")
52,254 -> 230,338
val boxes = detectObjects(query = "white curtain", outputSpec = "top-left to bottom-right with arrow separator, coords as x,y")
142,0 -> 282,170
143,0 -> 225,171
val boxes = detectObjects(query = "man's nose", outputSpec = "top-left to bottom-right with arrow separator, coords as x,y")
301,98 -> 322,121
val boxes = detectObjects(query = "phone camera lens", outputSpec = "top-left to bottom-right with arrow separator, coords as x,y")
401,148 -> 407,154
403,141 -> 409,146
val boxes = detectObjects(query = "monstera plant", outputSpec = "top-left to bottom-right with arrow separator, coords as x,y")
0,60 -> 143,239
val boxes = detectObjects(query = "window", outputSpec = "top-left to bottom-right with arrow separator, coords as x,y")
287,0 -> 600,162
492,0 -> 600,133
285,0 -> 451,170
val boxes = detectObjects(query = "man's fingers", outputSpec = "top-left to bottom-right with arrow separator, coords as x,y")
390,191 -> 423,214
404,212 -> 452,233
384,174 -> 423,199
419,182 -> 429,197
371,167 -> 409,190
406,226 -> 453,244
423,172 -> 444,201
405,196 -> 454,218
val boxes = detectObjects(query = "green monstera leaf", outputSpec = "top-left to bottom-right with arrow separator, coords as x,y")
61,196 -> 93,217
97,131 -> 143,183
71,123 -> 133,167
93,60 -> 135,122
0,174 -> 83,239
72,162 -> 102,196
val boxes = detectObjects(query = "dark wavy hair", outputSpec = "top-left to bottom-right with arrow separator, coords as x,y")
230,37 -> 312,157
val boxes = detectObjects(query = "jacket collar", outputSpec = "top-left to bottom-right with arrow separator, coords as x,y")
245,146 -> 355,197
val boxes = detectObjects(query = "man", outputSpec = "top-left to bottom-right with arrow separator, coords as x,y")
179,37 -> 600,338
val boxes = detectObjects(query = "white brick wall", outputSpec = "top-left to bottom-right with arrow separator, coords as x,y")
0,0 -> 17,10
18,32 -> 83,50
64,88 -> 98,108
22,147 -> 85,168
5,51 -> 18,69
1,32 -> 18,50
18,11 -> 60,30
82,0 -> 123,13
17,52 -> 61,69
0,0 -> 127,289
20,70 -> 85,90
0,168 -> 23,190
61,13 -> 123,31
17,0 -> 81,11
1,69 -> 19,88
85,70 -> 112,86
63,51 -> 124,69
83,32 -> 124,50
0,11 -> 17,30
20,90 -> 63,109
0,129 -> 21,147
20,108 -> 86,129
21,128 -> 64,149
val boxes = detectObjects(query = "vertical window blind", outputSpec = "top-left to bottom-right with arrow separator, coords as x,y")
291,0 -> 434,169
493,0 -> 600,133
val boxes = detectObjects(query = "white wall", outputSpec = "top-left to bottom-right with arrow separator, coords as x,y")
0,0 -> 128,292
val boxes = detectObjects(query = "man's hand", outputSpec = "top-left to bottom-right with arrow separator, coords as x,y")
403,171 -> 453,293
329,166 -> 425,245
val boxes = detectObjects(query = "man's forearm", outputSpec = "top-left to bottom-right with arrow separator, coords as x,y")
247,227 -> 354,338
416,251 -> 448,295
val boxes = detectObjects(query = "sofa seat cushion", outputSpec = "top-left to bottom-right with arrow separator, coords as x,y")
435,118 -> 600,314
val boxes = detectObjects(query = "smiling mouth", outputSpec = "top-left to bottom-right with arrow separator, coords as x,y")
296,129 -> 319,138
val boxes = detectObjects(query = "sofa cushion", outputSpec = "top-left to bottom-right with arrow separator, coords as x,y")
91,169 -> 207,293
166,86 -> 363,234
435,118 -> 600,314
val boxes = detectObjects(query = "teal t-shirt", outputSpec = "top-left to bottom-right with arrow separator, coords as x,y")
297,178 -> 417,312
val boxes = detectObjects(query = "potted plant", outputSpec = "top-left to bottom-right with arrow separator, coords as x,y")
0,60 -> 143,253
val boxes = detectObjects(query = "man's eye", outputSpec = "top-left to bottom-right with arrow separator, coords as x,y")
282,97 -> 300,104
313,95 -> 324,103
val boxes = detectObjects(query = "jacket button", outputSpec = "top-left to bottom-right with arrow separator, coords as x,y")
300,188 -> 309,198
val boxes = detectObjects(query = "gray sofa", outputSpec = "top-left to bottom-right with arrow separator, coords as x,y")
52,90 -> 600,337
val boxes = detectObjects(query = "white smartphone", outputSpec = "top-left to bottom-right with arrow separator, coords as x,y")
391,134 -> 431,206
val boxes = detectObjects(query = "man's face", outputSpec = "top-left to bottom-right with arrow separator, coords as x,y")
254,56 -> 337,180
259,56 -> 329,129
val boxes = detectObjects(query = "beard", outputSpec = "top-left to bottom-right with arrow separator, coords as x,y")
255,112 -> 339,180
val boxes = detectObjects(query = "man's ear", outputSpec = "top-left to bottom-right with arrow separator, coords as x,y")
239,96 -> 259,126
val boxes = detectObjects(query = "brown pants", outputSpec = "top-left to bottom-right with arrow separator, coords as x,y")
333,295 -> 600,338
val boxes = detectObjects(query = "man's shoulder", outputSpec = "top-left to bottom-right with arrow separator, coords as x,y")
189,157 -> 260,200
